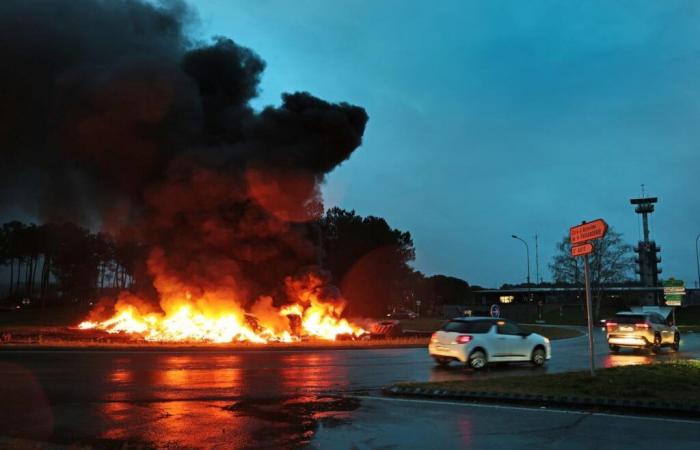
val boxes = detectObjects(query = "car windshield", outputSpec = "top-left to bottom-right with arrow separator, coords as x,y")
441,320 -> 494,334
614,315 -> 647,324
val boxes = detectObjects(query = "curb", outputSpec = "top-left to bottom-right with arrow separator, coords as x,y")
382,385 -> 700,417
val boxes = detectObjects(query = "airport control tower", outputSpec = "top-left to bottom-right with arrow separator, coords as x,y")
629,195 -> 661,304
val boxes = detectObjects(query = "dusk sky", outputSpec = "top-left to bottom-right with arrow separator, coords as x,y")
190,0 -> 700,287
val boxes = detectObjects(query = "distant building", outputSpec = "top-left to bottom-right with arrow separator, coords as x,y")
466,286 -> 700,322
474,286 -> 700,306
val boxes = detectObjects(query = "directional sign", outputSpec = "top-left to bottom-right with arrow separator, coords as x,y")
567,218 -> 608,377
663,279 -> 685,307
570,219 -> 608,245
571,243 -> 594,257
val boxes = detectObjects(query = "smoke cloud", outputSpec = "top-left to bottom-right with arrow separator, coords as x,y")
0,0 -> 368,308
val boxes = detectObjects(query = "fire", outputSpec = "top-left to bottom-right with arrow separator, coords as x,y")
78,273 -> 365,343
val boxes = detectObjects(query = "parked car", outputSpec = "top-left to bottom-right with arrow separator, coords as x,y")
428,317 -> 551,369
605,311 -> 680,353
386,309 -> 417,320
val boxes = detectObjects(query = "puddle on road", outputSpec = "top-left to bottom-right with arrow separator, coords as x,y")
224,395 -> 361,447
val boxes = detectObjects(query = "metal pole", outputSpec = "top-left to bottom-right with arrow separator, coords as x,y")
584,255 -> 596,377
535,233 -> 540,284
695,234 -> 700,290
526,242 -> 532,303
512,235 -> 530,285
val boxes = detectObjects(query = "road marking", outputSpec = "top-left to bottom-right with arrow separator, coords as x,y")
356,395 -> 700,425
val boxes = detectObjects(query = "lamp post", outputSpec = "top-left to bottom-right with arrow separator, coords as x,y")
511,235 -> 531,286
695,233 -> 700,289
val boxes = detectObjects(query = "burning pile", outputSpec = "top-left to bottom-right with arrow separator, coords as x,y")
0,0 -> 369,343
79,272 -> 366,343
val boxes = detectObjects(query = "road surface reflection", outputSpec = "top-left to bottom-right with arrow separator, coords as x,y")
1,331 -> 698,448
88,353 -> 355,448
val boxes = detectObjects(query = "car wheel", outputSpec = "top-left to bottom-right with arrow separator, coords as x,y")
468,350 -> 487,370
651,334 -> 662,354
609,345 -> 620,353
433,357 -> 451,367
531,347 -> 546,367
671,333 -> 680,352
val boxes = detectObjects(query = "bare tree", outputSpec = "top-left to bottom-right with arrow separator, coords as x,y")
549,227 -> 635,318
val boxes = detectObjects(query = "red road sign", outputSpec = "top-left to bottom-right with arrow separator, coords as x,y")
571,243 -> 594,257
570,219 -> 608,245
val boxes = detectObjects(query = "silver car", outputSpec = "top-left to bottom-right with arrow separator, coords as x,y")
606,311 -> 680,353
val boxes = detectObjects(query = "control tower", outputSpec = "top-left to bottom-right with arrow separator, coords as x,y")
629,195 -> 661,304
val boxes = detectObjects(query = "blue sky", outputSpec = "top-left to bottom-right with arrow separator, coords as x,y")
194,1 -> 698,286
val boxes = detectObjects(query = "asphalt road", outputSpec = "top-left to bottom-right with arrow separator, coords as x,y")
313,396 -> 700,450
1,329 -> 699,449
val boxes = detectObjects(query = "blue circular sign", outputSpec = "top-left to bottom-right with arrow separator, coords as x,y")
490,304 -> 501,318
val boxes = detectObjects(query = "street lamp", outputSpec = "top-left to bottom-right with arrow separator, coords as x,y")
511,235 -> 531,286
695,233 -> 700,289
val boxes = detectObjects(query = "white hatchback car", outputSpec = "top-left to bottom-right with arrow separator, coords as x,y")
429,317 -> 551,369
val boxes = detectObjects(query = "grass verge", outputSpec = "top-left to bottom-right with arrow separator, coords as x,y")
397,361 -> 700,404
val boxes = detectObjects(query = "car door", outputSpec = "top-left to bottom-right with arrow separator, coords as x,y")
495,321 -> 529,360
654,313 -> 674,343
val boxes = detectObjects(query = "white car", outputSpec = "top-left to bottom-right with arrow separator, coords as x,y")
428,317 -> 551,369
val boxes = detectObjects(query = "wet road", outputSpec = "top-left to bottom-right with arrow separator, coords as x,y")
313,396 -> 700,449
1,329 -> 699,448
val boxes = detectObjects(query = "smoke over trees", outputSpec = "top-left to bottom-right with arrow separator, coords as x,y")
0,1 -> 475,321
318,208 -> 416,317
0,0 -> 369,312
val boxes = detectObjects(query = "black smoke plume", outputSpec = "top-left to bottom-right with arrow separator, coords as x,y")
0,0 -> 368,308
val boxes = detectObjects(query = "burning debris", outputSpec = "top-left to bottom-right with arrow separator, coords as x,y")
0,1 -> 368,343
78,272 -> 366,343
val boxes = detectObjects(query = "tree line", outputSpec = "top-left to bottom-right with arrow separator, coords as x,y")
0,221 -> 143,305
0,210 -> 475,316
318,207 -> 474,317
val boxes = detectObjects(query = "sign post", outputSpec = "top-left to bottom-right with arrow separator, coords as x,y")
570,219 -> 608,377
582,254 -> 595,377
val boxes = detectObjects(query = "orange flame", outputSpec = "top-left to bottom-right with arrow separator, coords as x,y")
78,273 -> 365,343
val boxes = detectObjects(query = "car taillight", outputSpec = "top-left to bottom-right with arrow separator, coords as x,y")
635,323 -> 650,329
430,332 -> 439,342
605,322 -> 617,328
455,335 -> 472,344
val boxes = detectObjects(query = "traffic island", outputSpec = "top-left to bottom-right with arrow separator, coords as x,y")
384,361 -> 700,417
